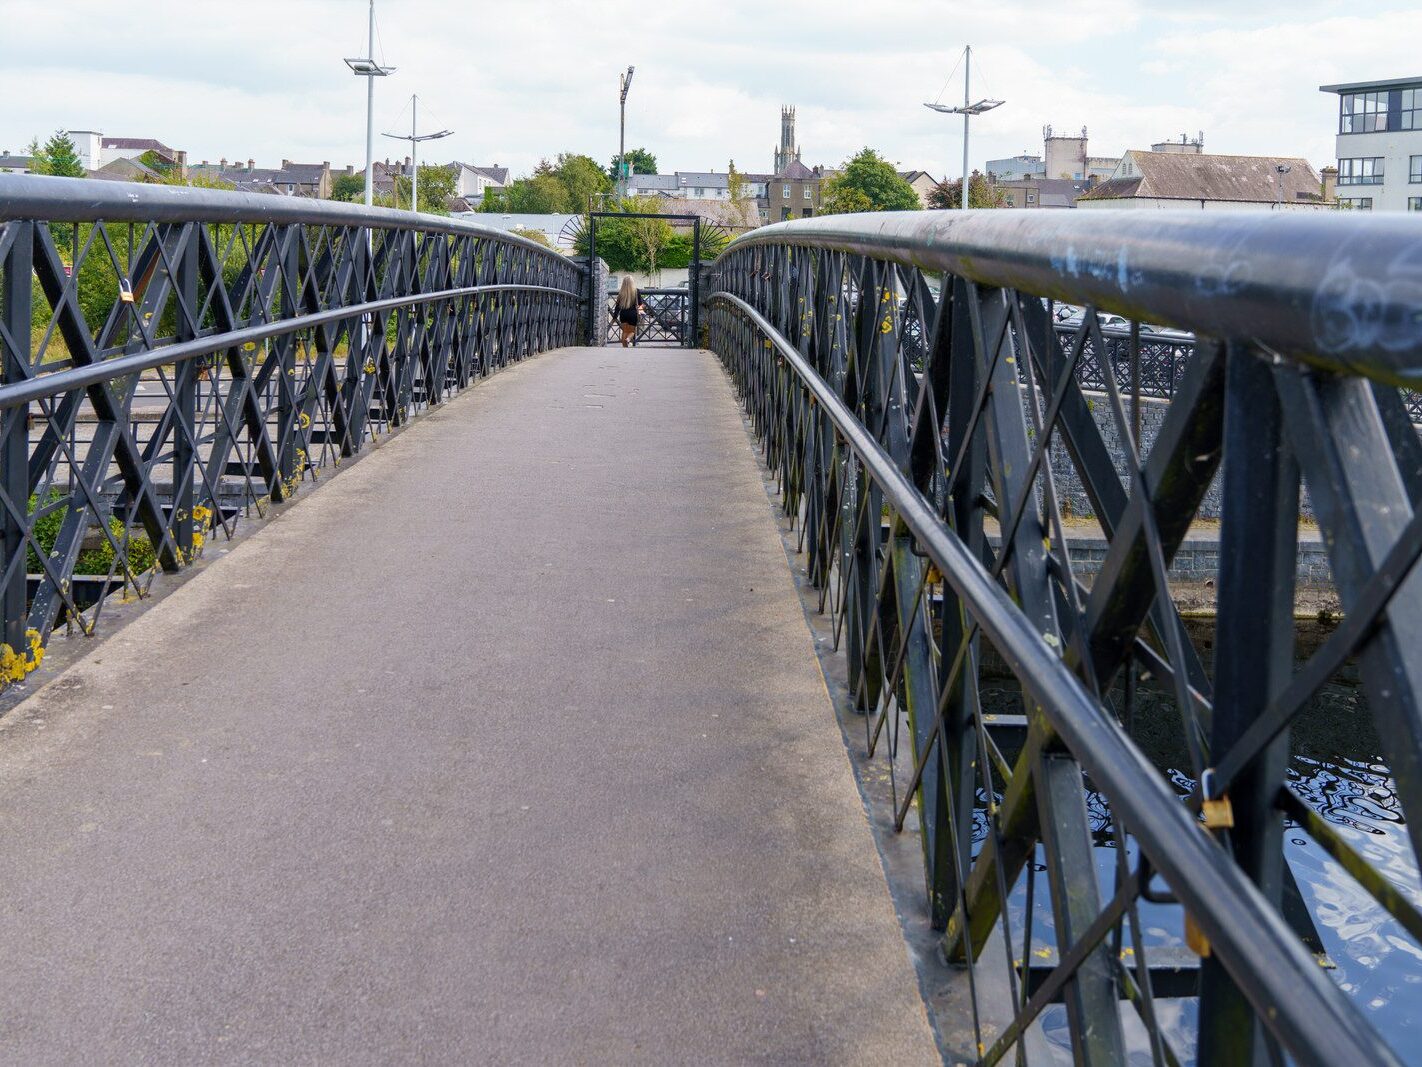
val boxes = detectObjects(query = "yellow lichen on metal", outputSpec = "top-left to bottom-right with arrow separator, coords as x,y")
190,504 -> 213,555
0,629 -> 45,688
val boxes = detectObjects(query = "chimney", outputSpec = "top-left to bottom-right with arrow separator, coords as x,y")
281,159 -> 291,170
220,157 -> 227,168
345,164 -> 354,175
1321,165 -> 1338,202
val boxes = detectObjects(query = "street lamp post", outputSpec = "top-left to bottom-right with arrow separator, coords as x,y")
344,0 -> 396,207
618,66 -> 635,200
383,95 -> 453,212
924,45 -> 1003,210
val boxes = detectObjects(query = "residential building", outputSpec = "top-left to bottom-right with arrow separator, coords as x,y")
770,160 -> 832,221
994,177 -> 1095,209
187,158 -> 332,197
773,106 -> 801,174
986,154 -> 1045,182
621,170 -> 746,202
1042,125 -> 1119,181
899,170 -> 940,208
623,173 -> 680,199
67,131 -> 185,173
1319,76 -> 1422,211
1077,151 -> 1328,210
0,151 -> 32,174
450,163 -> 508,201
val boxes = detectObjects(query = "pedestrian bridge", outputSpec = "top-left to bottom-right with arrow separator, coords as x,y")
0,342 -> 937,1061
1,175 -> 1421,1065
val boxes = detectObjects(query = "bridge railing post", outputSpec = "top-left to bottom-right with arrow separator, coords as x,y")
1196,340 -> 1300,1063
171,223 -> 200,559
0,221 -> 32,655
275,225 -> 299,494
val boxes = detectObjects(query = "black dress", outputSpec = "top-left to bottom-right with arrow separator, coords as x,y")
616,291 -> 640,324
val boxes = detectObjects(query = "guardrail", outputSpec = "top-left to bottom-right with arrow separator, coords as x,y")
0,175 -> 585,677
604,287 -> 690,346
706,210 -> 1422,1066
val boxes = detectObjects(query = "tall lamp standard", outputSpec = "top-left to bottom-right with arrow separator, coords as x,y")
383,95 -> 453,212
924,45 -> 1003,210
344,0 -> 396,207
617,66 -> 635,200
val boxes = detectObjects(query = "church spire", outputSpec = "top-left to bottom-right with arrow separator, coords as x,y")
774,105 -> 801,173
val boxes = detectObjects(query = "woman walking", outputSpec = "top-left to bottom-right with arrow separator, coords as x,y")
614,276 -> 643,347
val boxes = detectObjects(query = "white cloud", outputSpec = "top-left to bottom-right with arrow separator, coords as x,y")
0,0 -> 1414,181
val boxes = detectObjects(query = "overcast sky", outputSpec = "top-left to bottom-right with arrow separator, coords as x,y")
2,0 -> 1419,180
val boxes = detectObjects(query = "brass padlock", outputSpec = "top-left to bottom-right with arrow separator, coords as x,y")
1199,768 -> 1234,830
118,276 -> 135,304
1201,794 -> 1235,830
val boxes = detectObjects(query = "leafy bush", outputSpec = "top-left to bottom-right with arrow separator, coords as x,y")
26,491 -> 158,578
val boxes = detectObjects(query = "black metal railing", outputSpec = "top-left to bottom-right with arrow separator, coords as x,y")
706,210 -> 1422,1066
605,287 -> 691,346
0,175 -> 585,677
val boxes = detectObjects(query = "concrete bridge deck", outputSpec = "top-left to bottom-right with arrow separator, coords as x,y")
0,347 -> 938,1064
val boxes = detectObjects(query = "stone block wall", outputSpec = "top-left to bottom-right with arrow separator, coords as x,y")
1045,391 -> 1316,523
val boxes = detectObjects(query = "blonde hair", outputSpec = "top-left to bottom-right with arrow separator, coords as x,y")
616,276 -> 637,309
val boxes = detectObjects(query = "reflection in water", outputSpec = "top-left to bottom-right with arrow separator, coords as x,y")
957,617 -> 1422,1063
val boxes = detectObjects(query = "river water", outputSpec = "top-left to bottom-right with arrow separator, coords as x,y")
973,618 -> 1422,1063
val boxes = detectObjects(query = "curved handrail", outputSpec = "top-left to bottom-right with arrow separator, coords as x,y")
0,173 -> 563,259
720,210 -> 1422,384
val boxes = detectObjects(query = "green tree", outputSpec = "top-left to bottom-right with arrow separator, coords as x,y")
570,197 -> 667,272
393,164 -> 458,214
725,165 -> 759,229
513,172 -> 575,213
554,153 -> 612,212
819,148 -> 918,214
477,152 -> 614,214
136,149 -> 172,175
39,131 -> 84,178
24,137 -> 47,174
608,147 -> 657,181
330,173 -> 366,201
928,170 -> 1004,210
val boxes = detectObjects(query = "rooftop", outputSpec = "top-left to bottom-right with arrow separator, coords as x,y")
1080,151 -> 1322,204
1320,75 -> 1422,94
776,159 -> 817,181
102,137 -> 177,159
